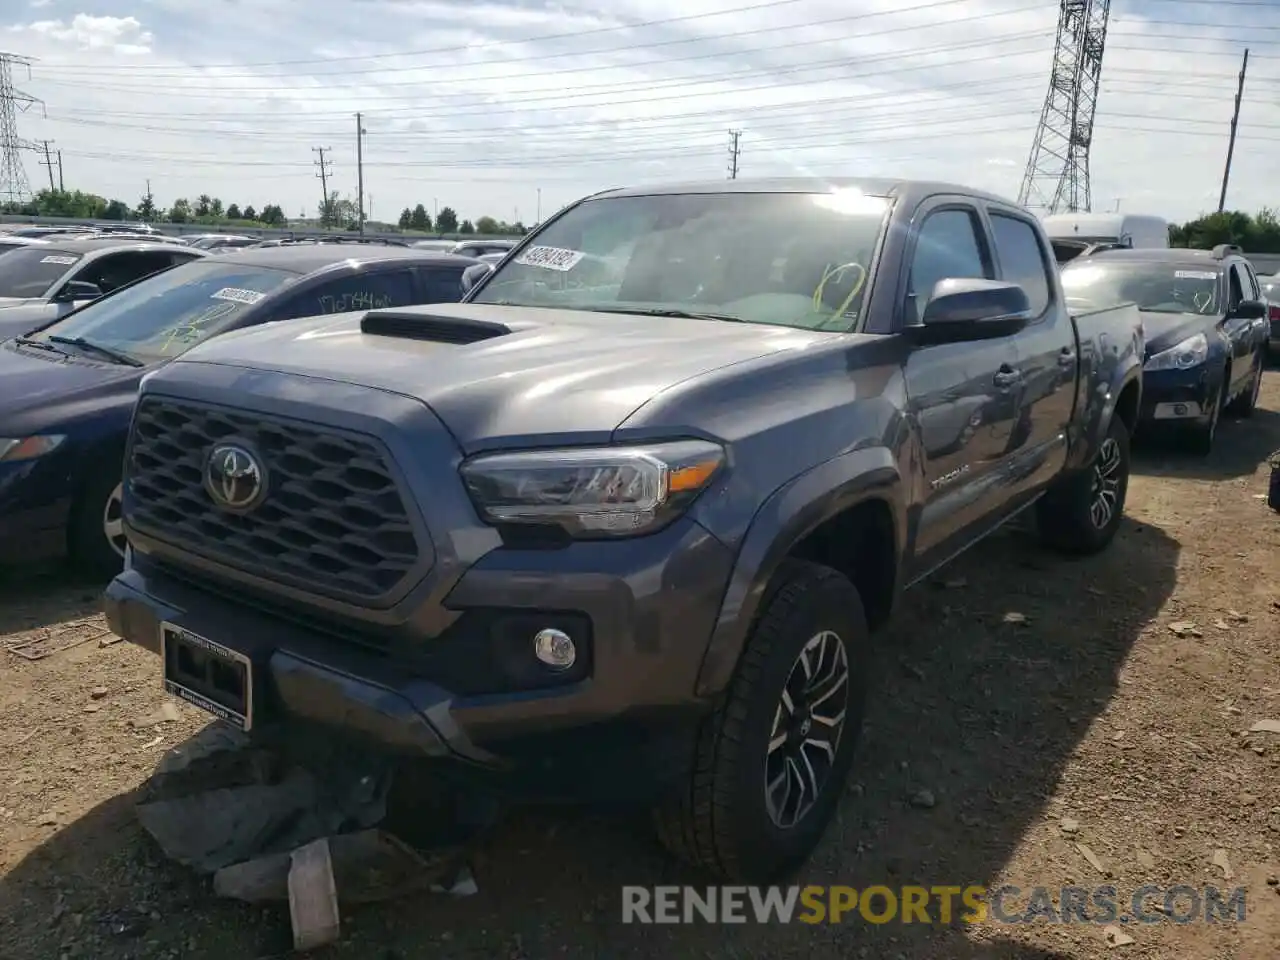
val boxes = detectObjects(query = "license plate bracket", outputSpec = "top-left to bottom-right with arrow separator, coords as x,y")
160,622 -> 254,731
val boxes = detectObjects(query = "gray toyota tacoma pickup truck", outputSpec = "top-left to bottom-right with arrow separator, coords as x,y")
105,178 -> 1143,882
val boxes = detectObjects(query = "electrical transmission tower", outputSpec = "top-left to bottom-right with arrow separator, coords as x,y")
727,129 -> 741,180
0,52 -> 42,206
1018,0 -> 1112,214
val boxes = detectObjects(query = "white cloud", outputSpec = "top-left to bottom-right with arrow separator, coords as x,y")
1,0 -> 1276,225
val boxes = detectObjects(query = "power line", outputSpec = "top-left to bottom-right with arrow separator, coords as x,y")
0,51 -> 41,205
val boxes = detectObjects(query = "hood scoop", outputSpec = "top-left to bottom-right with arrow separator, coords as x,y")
359,310 -> 512,344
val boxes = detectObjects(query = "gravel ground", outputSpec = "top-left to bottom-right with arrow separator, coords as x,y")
1,374 -> 1278,960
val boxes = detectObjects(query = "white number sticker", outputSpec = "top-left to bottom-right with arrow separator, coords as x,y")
210,287 -> 266,304
1174,270 -> 1217,281
514,245 -> 585,271
40,255 -> 79,265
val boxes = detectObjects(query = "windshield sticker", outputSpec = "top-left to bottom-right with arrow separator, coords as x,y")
40,255 -> 79,265
210,286 -> 266,305
514,246 -> 585,271
1174,270 -> 1217,281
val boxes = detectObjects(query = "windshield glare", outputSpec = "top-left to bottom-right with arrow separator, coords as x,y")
470,190 -> 891,331
32,260 -> 296,360
1061,261 -> 1222,315
0,247 -> 83,299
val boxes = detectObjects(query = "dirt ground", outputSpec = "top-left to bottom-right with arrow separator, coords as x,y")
2,376 -> 1279,960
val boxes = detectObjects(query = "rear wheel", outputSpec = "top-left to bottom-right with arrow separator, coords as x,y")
70,469 -> 127,580
1037,415 -> 1131,556
653,560 -> 868,882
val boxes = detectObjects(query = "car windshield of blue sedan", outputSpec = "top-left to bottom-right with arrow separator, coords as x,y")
1061,260 -> 1222,315
469,190 -> 891,331
0,247 -> 84,299
27,260 -> 296,361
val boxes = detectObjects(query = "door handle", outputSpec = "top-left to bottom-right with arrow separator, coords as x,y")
1058,348 -> 1076,366
993,366 -> 1022,389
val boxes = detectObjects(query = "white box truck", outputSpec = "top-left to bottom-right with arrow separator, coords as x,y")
1042,212 -> 1170,264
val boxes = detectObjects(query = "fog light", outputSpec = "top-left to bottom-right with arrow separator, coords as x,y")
533,628 -> 576,670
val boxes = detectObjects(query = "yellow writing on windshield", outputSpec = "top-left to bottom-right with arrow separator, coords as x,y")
159,301 -> 238,353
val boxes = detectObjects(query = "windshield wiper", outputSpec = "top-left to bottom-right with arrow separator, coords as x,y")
601,307 -> 747,323
46,335 -> 143,367
14,336 -> 63,354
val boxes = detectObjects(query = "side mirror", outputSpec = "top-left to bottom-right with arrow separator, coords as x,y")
1233,299 -> 1266,320
915,278 -> 1032,342
55,280 -> 104,303
461,262 -> 494,297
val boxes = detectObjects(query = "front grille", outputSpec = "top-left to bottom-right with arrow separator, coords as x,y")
127,396 -> 422,602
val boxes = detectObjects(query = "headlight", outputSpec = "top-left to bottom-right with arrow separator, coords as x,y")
460,440 -> 725,538
0,435 -> 67,463
1144,332 -> 1208,372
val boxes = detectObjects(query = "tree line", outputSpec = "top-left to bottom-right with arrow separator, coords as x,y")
1169,209 -> 1280,253
2,188 -> 526,236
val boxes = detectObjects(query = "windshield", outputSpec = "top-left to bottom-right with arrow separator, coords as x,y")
1060,260 -> 1222,315
470,190 -> 891,331
0,247 -> 83,299
30,259 -> 296,361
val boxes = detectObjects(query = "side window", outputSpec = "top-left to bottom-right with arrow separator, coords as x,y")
907,208 -> 991,322
170,251 -> 204,267
78,251 -> 175,294
989,213 -> 1052,318
307,269 -> 417,316
1241,262 -> 1260,301
1228,265 -> 1245,310
419,266 -> 465,303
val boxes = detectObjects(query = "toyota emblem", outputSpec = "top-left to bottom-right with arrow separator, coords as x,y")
204,443 -> 267,511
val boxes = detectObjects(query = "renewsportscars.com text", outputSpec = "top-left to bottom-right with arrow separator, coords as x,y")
621,885 -> 1248,925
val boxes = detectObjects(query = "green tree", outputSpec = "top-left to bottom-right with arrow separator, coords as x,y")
102,199 -> 130,220
474,215 -> 498,235
410,204 -> 431,230
459,219 -> 475,234
398,207 -> 412,229
137,192 -> 157,222
194,194 -> 213,218
1169,209 -> 1280,253
169,198 -> 193,223
226,203 -> 242,220
242,204 -> 257,221
260,204 -> 286,226
210,198 -> 224,219
436,206 -> 458,233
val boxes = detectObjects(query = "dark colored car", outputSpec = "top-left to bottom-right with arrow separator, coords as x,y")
105,177 -> 1144,882
1258,274 -> 1280,358
0,238 -> 206,336
451,239 -> 515,258
0,245 -> 475,576
1061,244 -> 1268,453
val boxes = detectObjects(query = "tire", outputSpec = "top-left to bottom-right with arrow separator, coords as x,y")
1037,415 -> 1131,556
1225,352 -> 1263,418
69,467 -> 127,580
653,560 -> 869,882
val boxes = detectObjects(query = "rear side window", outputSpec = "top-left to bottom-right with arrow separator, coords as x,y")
907,208 -> 991,322
989,213 -> 1052,317
0,247 -> 82,299
419,266 -> 465,303
301,269 -> 417,317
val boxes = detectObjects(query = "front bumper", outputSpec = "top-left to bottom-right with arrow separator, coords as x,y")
0,459 -> 73,564
1137,365 -> 1219,426
106,518 -> 731,802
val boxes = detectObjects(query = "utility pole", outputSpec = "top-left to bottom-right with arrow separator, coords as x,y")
354,113 -> 366,235
1217,47 -> 1249,214
312,146 -> 332,225
38,138 -> 54,192
55,149 -> 63,191
1112,197 -> 1122,213
727,129 -> 741,180
536,187 -> 542,223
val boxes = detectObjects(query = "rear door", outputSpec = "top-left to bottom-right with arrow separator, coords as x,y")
72,250 -> 182,297
1225,262 -> 1256,391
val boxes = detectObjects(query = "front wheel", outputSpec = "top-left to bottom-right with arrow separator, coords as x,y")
1037,416 -> 1131,556
1225,353 -> 1263,418
70,470 -> 127,580
653,560 -> 869,882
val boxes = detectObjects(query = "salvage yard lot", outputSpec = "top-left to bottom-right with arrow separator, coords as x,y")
2,378 -> 1279,960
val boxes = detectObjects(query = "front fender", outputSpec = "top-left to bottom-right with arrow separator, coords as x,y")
694,445 -> 906,698
1070,323 -> 1144,472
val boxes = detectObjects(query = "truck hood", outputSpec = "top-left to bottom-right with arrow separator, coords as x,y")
172,303 -> 836,450
0,303 -> 60,340
1138,311 -> 1215,357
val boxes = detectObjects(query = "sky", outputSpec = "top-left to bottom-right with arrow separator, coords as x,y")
0,0 -> 1277,226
